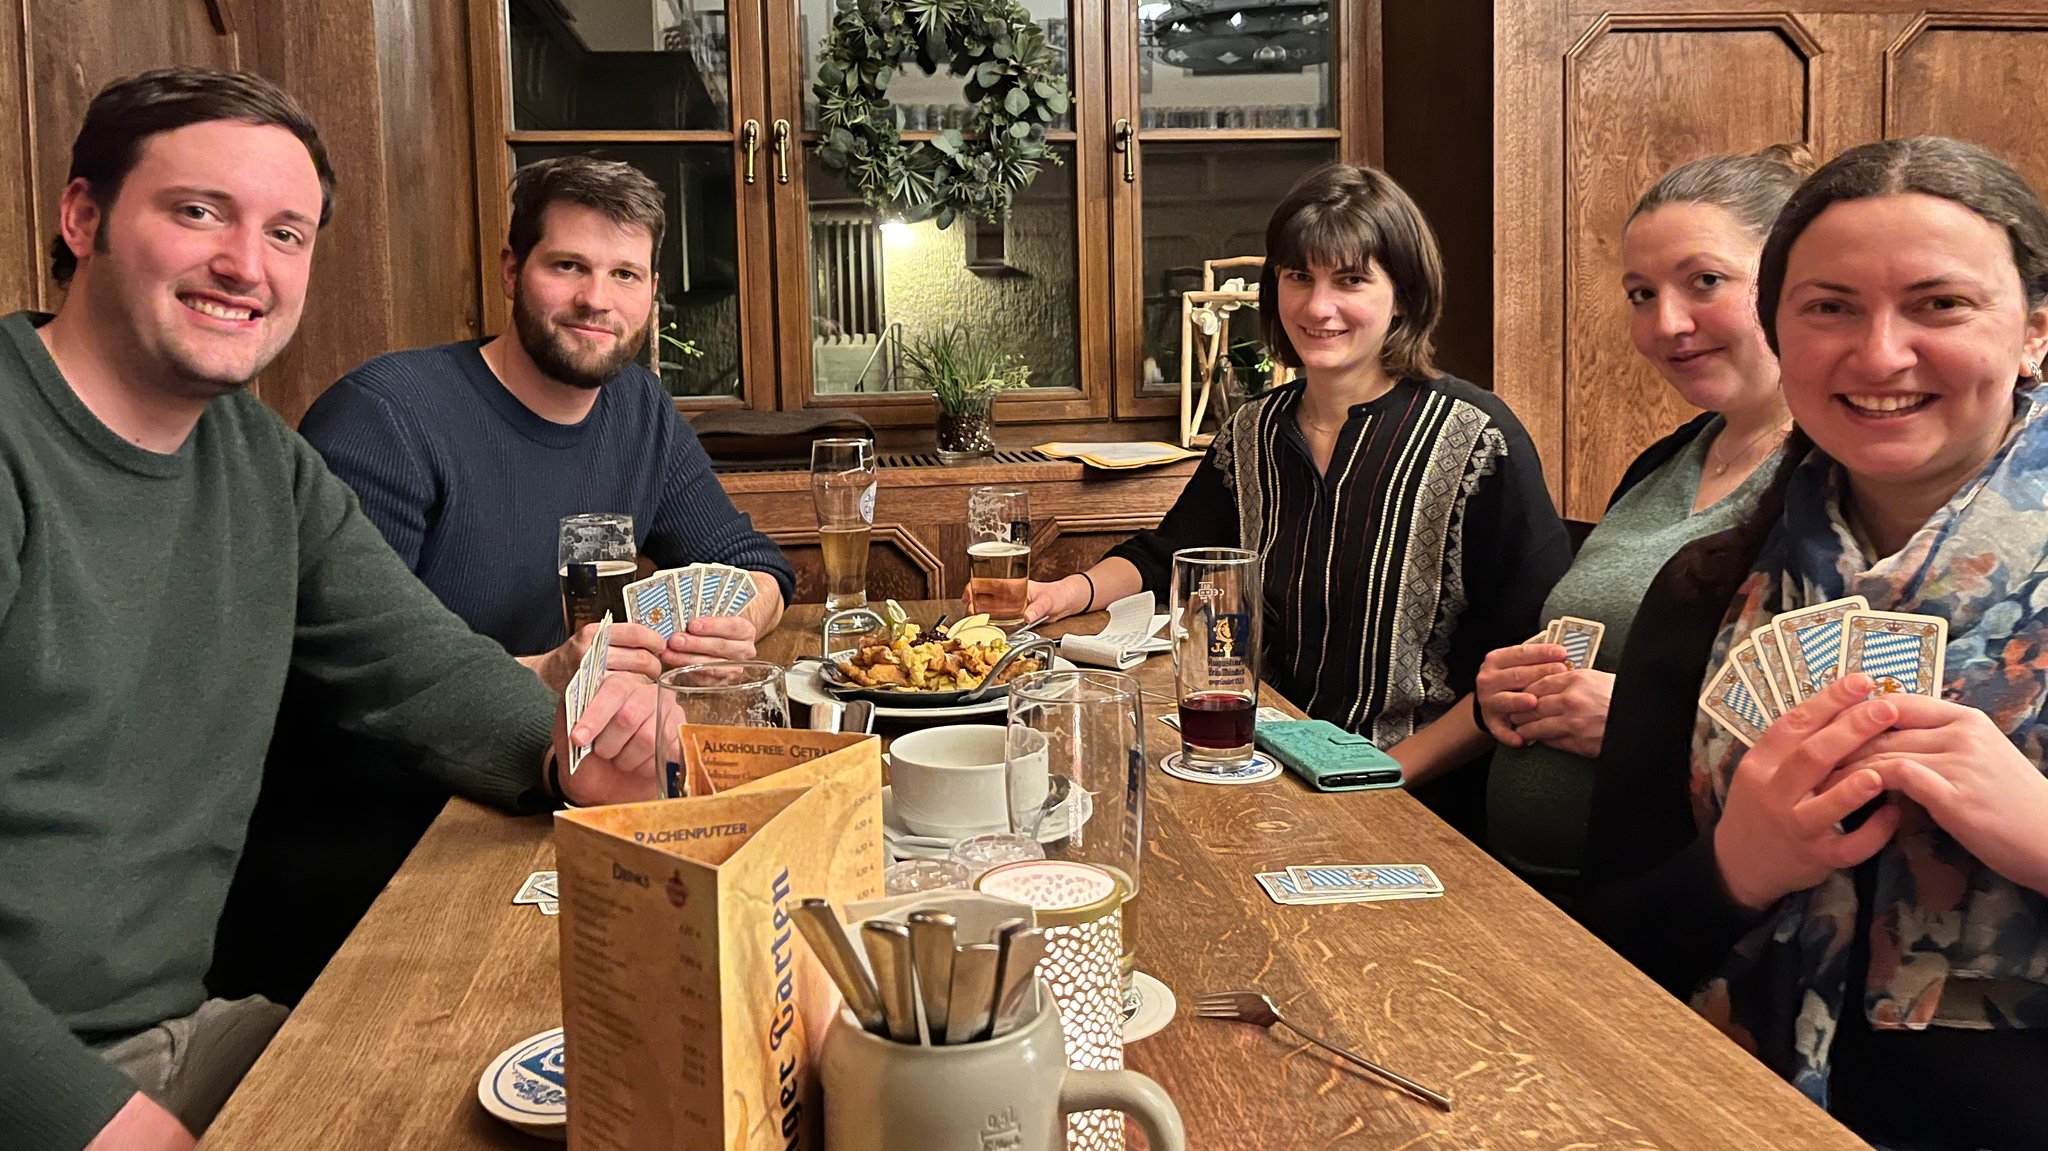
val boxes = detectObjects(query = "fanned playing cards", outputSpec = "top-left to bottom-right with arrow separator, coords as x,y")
1698,596 -> 1948,746
622,563 -> 758,638
1527,615 -> 1605,669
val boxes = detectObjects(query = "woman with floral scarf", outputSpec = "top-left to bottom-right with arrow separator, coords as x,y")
1580,137 -> 2048,1150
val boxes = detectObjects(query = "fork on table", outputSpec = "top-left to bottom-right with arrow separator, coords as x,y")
1195,989 -> 1453,1112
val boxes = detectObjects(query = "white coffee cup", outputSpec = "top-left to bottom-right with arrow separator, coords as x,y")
888,724 -> 1045,839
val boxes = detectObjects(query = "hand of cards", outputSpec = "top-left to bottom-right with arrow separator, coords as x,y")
1700,595 -> 1948,747
564,613 -> 614,776
1255,864 -> 1443,905
1529,615 -> 1605,670
623,563 -> 758,636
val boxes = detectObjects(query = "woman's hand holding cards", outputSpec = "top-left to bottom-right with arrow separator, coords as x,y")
1845,695 -> 2048,896
1712,674 -> 1902,912
1475,641 -> 1570,746
1511,669 -> 1615,759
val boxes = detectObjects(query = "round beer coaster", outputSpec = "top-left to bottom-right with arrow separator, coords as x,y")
1123,971 -> 1176,1043
1158,751 -> 1281,785
477,1027 -> 567,1141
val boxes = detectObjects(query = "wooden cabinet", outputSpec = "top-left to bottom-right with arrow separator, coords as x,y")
1493,1 -> 2048,521
723,455 -> 1199,603
467,0 -> 1384,435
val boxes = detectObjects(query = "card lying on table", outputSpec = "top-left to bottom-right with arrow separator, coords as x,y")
1256,864 -> 1444,906
1699,597 -> 1948,747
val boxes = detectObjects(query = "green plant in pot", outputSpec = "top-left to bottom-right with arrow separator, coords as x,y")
903,324 -> 1031,463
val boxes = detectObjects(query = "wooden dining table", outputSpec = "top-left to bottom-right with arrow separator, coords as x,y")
200,601 -> 1870,1150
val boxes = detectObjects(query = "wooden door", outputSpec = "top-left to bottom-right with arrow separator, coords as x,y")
1496,1 -> 2048,521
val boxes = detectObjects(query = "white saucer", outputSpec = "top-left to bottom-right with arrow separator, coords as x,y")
1123,971 -> 1176,1043
1159,750 -> 1282,785
785,656 -> 1079,722
477,1027 -> 567,1141
882,782 -> 1091,862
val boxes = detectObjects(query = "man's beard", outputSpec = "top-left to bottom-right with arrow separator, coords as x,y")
512,293 -> 649,390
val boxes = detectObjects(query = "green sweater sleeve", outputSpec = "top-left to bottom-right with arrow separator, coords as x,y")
0,478 -> 139,1150
279,419 -> 556,809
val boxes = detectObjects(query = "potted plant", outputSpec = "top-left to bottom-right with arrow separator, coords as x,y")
902,325 -> 1032,463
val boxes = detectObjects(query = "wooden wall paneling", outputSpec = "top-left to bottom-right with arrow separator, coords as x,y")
1032,512 -> 1158,586
1885,14 -> 2048,191
465,0 -> 512,339
1338,0 -> 1382,168
238,0 -> 397,427
373,0 -> 483,355
0,0 -> 34,314
1381,0 -> 1491,386
1559,14 -> 1816,520
1492,0 -> 1569,504
768,524 -> 948,604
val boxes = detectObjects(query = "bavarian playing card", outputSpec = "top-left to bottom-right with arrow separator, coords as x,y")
624,571 -> 681,639
1772,596 -> 1870,703
1554,616 -> 1604,670
512,870 -> 558,905
1842,610 -> 1946,697
675,565 -> 704,620
565,612 -> 612,775
1286,864 -> 1443,898
1728,635 -> 1785,721
1750,625 -> 1800,715
1699,655 -> 1770,747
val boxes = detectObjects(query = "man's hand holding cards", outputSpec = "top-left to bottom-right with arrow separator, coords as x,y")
552,614 -> 664,805
1700,596 -> 1949,747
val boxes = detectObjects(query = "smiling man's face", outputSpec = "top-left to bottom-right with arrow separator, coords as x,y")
507,202 -> 657,390
67,119 -> 323,397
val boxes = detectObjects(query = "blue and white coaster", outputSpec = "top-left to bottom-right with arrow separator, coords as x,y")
477,1027 -> 567,1140
1158,750 -> 1281,785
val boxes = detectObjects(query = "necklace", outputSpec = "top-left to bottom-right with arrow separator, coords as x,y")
1707,418 -> 1791,478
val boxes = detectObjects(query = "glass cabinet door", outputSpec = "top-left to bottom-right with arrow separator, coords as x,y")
767,0 -> 1102,424
1113,0 -> 1341,416
484,0 -> 764,404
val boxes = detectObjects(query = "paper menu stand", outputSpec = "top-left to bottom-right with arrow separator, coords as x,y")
554,725 -> 883,1151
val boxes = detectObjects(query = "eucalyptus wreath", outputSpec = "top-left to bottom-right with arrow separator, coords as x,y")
812,0 -> 1071,229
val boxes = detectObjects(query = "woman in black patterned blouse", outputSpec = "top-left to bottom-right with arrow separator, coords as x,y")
1026,163 -> 1571,795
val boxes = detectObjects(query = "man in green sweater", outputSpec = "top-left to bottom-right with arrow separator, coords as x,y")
2,69 -> 664,1151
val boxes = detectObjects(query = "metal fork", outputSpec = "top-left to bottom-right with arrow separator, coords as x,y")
1195,990 -> 1453,1111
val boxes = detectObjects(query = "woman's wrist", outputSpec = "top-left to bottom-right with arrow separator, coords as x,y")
1075,571 -> 1097,614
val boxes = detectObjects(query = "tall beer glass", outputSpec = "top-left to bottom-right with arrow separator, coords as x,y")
558,513 -> 636,634
966,484 -> 1031,626
1170,547 -> 1262,772
1005,668 -> 1146,1007
811,438 -> 876,612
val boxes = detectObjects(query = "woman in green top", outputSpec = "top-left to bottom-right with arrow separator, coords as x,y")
1478,144 -> 1815,898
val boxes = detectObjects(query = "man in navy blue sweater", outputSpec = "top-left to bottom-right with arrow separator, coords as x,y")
300,154 -> 793,684
210,156 -> 793,1004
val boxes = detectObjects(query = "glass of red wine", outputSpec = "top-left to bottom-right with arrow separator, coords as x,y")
1169,547 -> 1262,772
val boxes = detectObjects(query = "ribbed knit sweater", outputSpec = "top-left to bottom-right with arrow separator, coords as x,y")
299,341 -> 794,657
0,312 -> 557,1150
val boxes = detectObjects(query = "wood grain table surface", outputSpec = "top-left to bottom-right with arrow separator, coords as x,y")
201,602 -> 1868,1150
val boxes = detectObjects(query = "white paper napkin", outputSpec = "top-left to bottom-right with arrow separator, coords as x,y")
1058,591 -> 1170,670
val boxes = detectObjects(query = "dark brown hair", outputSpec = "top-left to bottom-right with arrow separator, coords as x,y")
1259,162 -> 1444,380
1629,142 -> 1817,240
506,155 -> 666,267
49,66 -> 334,287
1757,136 -> 2048,353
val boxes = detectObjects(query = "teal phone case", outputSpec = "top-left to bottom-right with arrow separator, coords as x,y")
1254,719 -> 1403,792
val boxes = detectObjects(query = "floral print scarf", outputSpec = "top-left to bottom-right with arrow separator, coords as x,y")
1691,393 -> 2048,1104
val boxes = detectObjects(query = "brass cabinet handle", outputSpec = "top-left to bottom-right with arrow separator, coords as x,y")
1113,117 -> 1136,184
772,119 -> 791,185
741,119 -> 761,185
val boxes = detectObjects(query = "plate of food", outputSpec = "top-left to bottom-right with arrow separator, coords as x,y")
788,614 -> 1073,719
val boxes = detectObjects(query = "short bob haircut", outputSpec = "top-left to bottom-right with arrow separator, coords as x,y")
1757,136 -> 2048,356
1259,162 -> 1445,381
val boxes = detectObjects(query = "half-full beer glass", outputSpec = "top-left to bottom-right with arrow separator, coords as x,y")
558,513 -> 636,634
966,485 -> 1031,626
811,438 -> 876,612
1169,548 -> 1262,772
